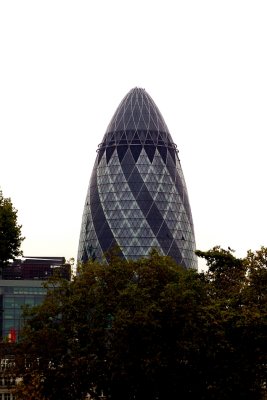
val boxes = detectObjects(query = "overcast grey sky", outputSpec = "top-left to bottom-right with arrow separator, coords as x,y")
1,1 -> 267,270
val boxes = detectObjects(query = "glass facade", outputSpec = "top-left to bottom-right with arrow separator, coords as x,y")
0,282 -> 47,339
78,88 -> 197,269
0,257 -> 70,340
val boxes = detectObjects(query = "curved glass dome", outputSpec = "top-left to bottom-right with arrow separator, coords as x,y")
78,88 -> 197,269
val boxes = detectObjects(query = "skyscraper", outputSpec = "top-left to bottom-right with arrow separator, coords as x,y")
78,88 -> 197,269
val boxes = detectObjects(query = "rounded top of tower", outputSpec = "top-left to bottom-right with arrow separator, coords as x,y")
105,87 -> 170,134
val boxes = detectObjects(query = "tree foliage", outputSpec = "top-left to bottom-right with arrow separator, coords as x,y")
196,247 -> 267,399
13,249 -> 267,400
0,189 -> 24,269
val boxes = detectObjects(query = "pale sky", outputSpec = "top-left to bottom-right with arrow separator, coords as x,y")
1,1 -> 267,270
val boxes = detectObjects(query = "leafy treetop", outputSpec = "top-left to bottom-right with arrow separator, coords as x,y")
13,248 -> 267,400
0,189 -> 24,269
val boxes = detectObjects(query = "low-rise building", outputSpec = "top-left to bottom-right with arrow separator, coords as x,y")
0,257 -> 71,341
0,257 -> 71,398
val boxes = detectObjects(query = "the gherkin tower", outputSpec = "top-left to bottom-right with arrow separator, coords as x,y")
78,88 -> 197,269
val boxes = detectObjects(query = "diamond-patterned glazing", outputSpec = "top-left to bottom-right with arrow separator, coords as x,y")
78,88 -> 197,269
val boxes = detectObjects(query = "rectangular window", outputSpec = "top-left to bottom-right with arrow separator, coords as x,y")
24,297 -> 34,306
3,298 -> 15,308
4,310 -> 14,320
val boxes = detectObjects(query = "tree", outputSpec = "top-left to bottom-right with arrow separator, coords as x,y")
13,250 -> 266,400
0,189 -> 24,270
12,372 -> 46,400
197,247 -> 267,399
242,247 -> 267,393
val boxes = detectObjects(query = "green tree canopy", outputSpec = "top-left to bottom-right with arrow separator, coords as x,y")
0,189 -> 24,270
13,249 -> 267,400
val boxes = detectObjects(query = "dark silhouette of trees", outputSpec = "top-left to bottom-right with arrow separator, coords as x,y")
0,189 -> 24,272
13,249 -> 267,400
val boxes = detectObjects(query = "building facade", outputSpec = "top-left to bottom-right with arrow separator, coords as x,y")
78,88 -> 197,269
0,350 -> 15,400
0,257 -> 71,399
0,257 -> 70,341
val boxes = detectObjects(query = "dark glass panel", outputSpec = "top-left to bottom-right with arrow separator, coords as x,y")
168,241 -> 183,265
90,175 -> 116,253
157,133 -> 164,145
146,216 -> 162,234
128,181 -> 143,193
138,130 -> 146,141
130,145 -> 142,161
146,204 -> 163,233
157,145 -> 167,164
131,139 -> 141,144
120,162 -> 135,179
114,131 -> 122,141
98,227 -> 113,242
144,145 -> 156,163
135,200 -> 150,216
117,145 -> 128,162
123,166 -> 144,198
129,171 -> 141,182
129,132 -> 139,144
124,130 -> 133,141
146,132 -> 152,141
93,214 -> 106,231
90,191 -> 100,206
118,139 -> 128,145
160,242 -> 171,255
157,224 -> 172,240
121,147 -> 135,165
136,188 -> 152,203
